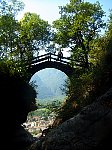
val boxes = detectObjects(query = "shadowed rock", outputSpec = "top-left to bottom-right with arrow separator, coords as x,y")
0,63 -> 37,150
29,87 -> 112,150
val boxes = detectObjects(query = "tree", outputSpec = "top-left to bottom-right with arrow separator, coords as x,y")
0,2 -> 52,69
18,12 -> 51,61
0,0 -> 24,16
53,0 -> 106,69
51,1 -> 108,125
0,0 -> 24,60
0,14 -> 19,59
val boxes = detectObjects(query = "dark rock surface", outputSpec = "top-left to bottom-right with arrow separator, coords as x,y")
29,87 -> 112,150
9,125 -> 37,150
0,65 -> 38,150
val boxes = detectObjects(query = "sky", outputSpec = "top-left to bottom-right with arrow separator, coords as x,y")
17,0 -> 112,24
16,0 -> 112,81
17,0 -> 69,23
16,0 -> 112,57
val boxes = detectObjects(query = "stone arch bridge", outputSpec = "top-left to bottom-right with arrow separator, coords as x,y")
27,52 -> 77,81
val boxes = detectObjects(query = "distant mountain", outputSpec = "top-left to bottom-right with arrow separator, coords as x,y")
30,75 -> 54,99
30,68 -> 68,99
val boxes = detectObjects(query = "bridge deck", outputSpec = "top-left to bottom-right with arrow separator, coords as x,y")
30,52 -> 77,67
26,52 -> 81,80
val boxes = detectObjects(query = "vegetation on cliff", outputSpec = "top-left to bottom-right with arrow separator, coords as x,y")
0,0 -> 112,130
51,0 -> 112,126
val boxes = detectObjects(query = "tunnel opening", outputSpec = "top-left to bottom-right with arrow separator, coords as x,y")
24,68 -> 68,137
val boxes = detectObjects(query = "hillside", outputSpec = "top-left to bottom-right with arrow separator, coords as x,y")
30,68 -> 68,100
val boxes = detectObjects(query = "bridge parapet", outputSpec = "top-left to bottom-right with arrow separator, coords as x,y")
30,52 -> 76,67
26,52 -> 80,81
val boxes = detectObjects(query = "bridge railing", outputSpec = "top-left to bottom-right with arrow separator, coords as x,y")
31,52 -> 72,66
25,52 -> 82,69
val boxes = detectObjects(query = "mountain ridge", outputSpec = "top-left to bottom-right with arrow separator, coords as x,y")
30,68 -> 67,99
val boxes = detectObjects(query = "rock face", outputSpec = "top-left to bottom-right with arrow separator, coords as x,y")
0,65 -> 38,150
29,87 -> 112,150
9,125 -> 36,150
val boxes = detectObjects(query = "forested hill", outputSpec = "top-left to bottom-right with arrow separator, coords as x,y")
30,68 -> 67,99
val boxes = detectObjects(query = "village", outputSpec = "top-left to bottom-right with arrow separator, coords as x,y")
22,115 -> 55,137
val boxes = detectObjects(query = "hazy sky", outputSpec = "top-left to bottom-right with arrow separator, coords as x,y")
17,0 -> 112,24
16,0 -> 112,57
17,0 -> 69,23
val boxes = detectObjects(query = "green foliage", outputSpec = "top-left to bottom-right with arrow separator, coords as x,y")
0,14 -> 20,59
53,0 -> 106,69
29,99 -> 63,120
0,0 -> 25,62
0,0 -> 112,129
51,1 -> 112,127
0,1 -> 52,65
18,12 -> 51,62
0,0 -> 25,16
32,108 -> 51,120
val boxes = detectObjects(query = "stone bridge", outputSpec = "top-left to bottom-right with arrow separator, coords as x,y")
27,52 -> 76,80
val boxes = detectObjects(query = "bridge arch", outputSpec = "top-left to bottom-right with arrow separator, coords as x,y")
27,53 -> 75,81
